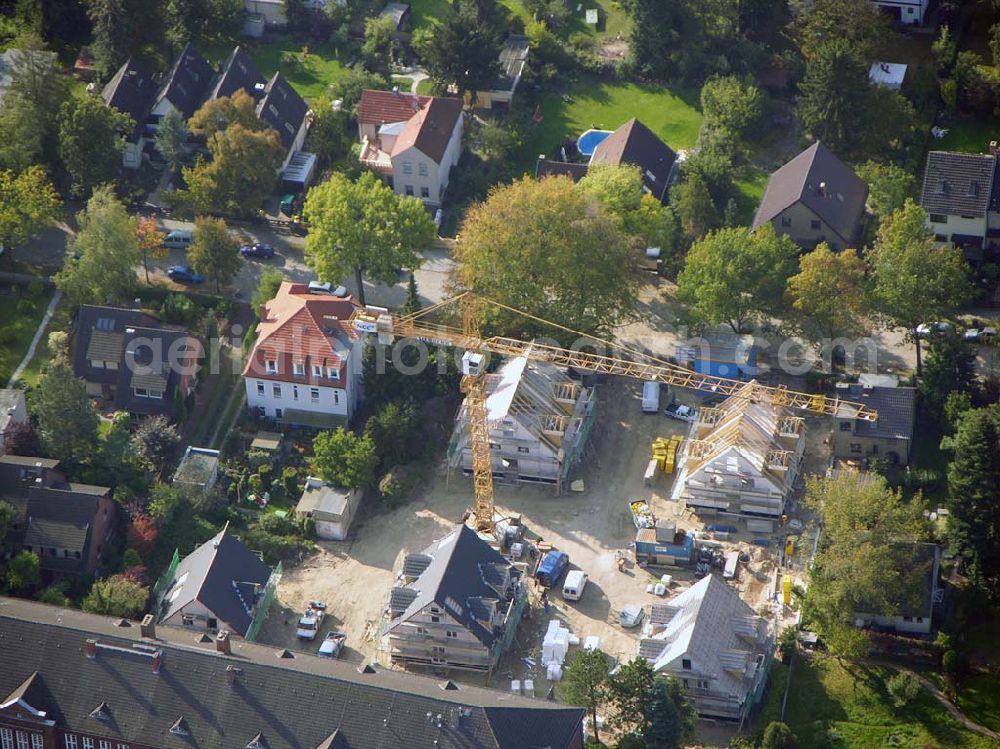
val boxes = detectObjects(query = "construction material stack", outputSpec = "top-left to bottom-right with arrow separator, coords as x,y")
651,435 -> 684,474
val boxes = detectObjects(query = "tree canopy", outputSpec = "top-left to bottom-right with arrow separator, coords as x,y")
700,74 -> 765,142
304,171 -> 436,306
189,90 -> 268,142
412,8 -> 502,102
787,243 -> 870,346
82,574 -> 150,618
0,166 -> 61,250
31,363 -> 100,464
312,428 -> 379,489
856,161 -> 919,218
189,216 -> 240,292
454,175 -> 638,339
57,94 -> 131,199
578,164 -> 678,255
797,40 -> 871,157
561,648 -> 609,744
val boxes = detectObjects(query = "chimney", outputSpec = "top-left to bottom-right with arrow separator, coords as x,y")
152,650 -> 163,674
392,85 -> 399,94
991,140 -> 999,156
140,614 -> 156,639
86,639 -> 97,659
216,630 -> 231,655
226,665 -> 241,687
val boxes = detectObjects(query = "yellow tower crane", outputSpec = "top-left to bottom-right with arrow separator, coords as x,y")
350,294 -> 878,533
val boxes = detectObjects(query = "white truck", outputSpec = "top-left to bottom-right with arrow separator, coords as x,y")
296,602 -> 326,640
664,400 -> 698,422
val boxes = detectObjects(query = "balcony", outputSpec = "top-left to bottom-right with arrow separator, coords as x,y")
359,137 -> 392,174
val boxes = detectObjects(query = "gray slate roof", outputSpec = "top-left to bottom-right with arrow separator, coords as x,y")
156,42 -> 213,119
920,151 -> 997,219
390,525 -> 520,650
0,597 -> 584,749
101,57 -> 157,138
753,142 -> 868,243
210,46 -> 265,102
257,72 -> 309,149
23,485 -> 110,573
158,525 -> 273,637
590,118 -> 677,202
73,305 -> 158,386
838,383 -> 916,441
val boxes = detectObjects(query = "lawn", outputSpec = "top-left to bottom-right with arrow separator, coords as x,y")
409,0 -> 628,38
0,291 -> 53,386
755,656 -> 995,748
518,75 -> 701,173
958,674 -> 1000,733
735,166 -> 770,224
251,40 -> 352,102
935,117 -> 998,154
18,298 -> 74,388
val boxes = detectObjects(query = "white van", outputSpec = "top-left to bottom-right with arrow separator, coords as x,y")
641,381 -> 661,413
163,229 -> 193,250
562,570 -> 588,601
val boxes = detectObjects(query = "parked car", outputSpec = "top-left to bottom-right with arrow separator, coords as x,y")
535,550 -> 569,588
562,570 -> 588,601
296,604 -> 325,640
664,400 -> 698,422
317,631 -> 346,658
915,321 -> 953,339
641,381 -> 661,413
963,327 -> 997,342
240,242 -> 275,259
166,265 -> 204,284
162,229 -> 193,250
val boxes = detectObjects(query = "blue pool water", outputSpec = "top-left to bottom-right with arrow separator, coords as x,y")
577,129 -> 612,157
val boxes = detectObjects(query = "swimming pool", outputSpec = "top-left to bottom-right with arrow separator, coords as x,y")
577,129 -> 612,157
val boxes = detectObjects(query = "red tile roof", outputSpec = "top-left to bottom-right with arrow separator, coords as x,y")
358,89 -> 430,128
243,282 -> 361,386
391,96 -> 463,163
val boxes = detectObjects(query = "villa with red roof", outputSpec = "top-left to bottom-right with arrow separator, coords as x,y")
357,88 -> 464,207
243,282 -> 364,427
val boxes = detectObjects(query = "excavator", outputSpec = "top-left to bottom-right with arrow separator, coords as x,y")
350,293 -> 878,533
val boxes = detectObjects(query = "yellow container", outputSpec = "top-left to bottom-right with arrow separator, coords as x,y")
782,575 -> 792,606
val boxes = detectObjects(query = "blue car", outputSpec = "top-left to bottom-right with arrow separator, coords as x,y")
167,265 -> 205,284
240,242 -> 275,259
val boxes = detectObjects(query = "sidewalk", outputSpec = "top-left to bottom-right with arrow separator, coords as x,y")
7,290 -> 63,387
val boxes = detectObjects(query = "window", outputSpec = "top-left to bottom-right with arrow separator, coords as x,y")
272,384 -> 282,399
266,360 -> 277,373
117,744 -> 128,749
257,382 -> 265,396
935,234 -> 948,242
810,219 -> 821,230
2,731 -> 12,749
275,408 -> 283,419
420,186 -> 430,199
903,616 -> 913,622
294,362 -> 305,376
418,162 -> 428,177
416,626 -> 427,634
682,679 -> 689,688
697,680 -> 710,689
99,741 -> 111,749
405,185 -> 414,196
313,365 -> 323,378
293,385 -> 299,401
83,739 -> 94,749
327,367 -> 339,381
916,617 -> 924,623
148,390 -> 163,400
929,213 -> 948,224
90,359 -> 104,369
681,658 -> 692,670
333,390 -> 340,406
310,388 -> 320,403
489,442 -> 500,450
64,736 -> 77,749
518,446 -> 530,454
431,615 -> 440,623
16,734 -> 27,749
839,422 -> 852,431
32,735 -> 43,749
446,630 -> 458,638
402,161 -> 413,175
134,387 -> 148,398
850,443 -> 862,453
961,214 -> 976,220
780,216 -> 792,228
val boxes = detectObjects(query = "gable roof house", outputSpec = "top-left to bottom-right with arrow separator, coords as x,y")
753,142 -> 869,251
243,282 -> 363,428
854,542 -> 941,635
209,45 -> 266,102
154,524 -> 277,640
833,380 -> 917,466
71,305 -> 201,420
358,89 -> 464,207
387,525 -> 528,672
448,356 -> 597,491
920,150 -> 1000,263
872,0 -> 927,24
151,42 -> 214,121
638,575 -> 772,721
590,118 -> 678,202
101,57 -> 159,169
671,380 -> 805,521
0,596 -> 585,749
295,477 -> 363,541
256,71 -> 311,171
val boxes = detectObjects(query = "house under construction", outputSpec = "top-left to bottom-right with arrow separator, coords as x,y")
671,380 -> 805,519
448,356 -> 596,490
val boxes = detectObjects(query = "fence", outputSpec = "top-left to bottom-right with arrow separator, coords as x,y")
151,548 -> 181,609
246,560 -> 283,642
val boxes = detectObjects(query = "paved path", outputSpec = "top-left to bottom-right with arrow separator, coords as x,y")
7,289 -> 63,387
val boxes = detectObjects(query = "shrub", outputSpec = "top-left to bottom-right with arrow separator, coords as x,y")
162,292 -> 201,326
886,671 -> 921,708
942,649 -> 968,679
761,721 -> 797,749
258,463 -> 273,491
378,469 -> 403,507
16,298 -> 35,314
27,280 -> 45,297
122,548 -> 142,568
282,466 -> 300,496
778,627 -> 798,662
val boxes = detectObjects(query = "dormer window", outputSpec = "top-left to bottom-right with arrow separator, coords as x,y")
169,718 -> 190,737
294,362 -> 305,377
937,179 -> 949,194
327,367 -> 339,381
968,181 -> 980,197
313,365 -> 322,378
266,360 -> 277,374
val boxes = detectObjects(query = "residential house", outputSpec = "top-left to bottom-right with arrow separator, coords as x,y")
534,158 -> 590,182
387,524 -> 528,672
358,89 -> 464,207
150,42 -> 213,121
207,45 -> 265,102
244,0 -> 288,26
752,142 -> 869,250
589,118 -> 678,202
833,379 -> 916,465
243,282 -> 364,427
448,356 -> 597,490
154,524 -> 277,640
854,542 -> 941,635
295,477 -> 362,541
101,57 -> 159,168
920,149 -> 1000,263
173,447 -> 221,491
639,574 -> 773,721
671,380 -> 805,520
473,35 -> 529,110
872,0 -> 927,24
0,455 -> 114,577
0,389 -> 27,454
0,597 -> 585,749
71,305 -> 201,419
256,71 -> 311,171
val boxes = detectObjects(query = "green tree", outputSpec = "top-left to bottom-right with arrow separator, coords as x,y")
327,66 -> 390,116
82,574 -> 150,617
868,200 -> 974,374
305,95 -> 354,169
136,216 -> 168,285
253,268 -> 284,319
646,676 -> 694,749
188,90 -> 267,142
304,172 -> 436,307
990,22 -> 1000,70
608,657 -> 656,736
672,175 -> 717,239
792,0 -> 891,63
0,166 -> 61,251
856,161 -> 918,218
919,332 -> 978,427
403,271 -> 421,314
787,243 -> 870,347
5,550 -> 40,594
677,224 -> 798,332
455,175 -> 637,339
164,0 -> 192,50
761,721 -> 797,749
947,404 -> 1000,597
55,185 -> 141,305
189,216 -> 240,292
131,415 -> 182,476
57,95 -> 131,199
37,584 -> 71,607
797,40 -> 871,157
365,400 -> 417,467
0,501 -> 17,556
625,0 -> 688,81
85,0 -> 138,78
886,671 -> 921,708
578,164 -> 678,253
0,34 -> 66,172
561,648 -> 609,745
412,10 -> 502,103
32,363 -> 100,463
154,107 -> 187,173
700,74 -> 765,141
362,15 -> 398,67
312,427 -> 379,489
933,25 -> 957,75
